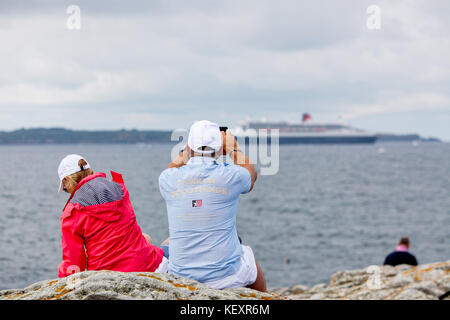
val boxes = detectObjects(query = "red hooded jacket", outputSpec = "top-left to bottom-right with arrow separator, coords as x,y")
58,171 -> 163,277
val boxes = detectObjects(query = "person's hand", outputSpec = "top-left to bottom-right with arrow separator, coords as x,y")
169,144 -> 189,168
222,130 -> 239,155
142,233 -> 152,245
179,145 -> 190,164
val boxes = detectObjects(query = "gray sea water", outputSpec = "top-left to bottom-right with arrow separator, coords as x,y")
0,143 -> 449,290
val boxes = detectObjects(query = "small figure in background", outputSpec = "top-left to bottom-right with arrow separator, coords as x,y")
384,237 -> 418,266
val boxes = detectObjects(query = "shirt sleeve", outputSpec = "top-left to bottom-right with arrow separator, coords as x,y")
158,168 -> 175,200
236,166 -> 252,194
58,211 -> 86,278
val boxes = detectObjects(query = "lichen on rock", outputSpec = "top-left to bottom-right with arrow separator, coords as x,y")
1,260 -> 449,300
271,260 -> 450,300
0,270 -> 276,300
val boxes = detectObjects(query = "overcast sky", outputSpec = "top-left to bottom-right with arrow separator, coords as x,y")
1,0 -> 449,140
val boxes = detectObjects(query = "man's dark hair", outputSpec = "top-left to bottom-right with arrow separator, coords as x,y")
399,237 -> 410,246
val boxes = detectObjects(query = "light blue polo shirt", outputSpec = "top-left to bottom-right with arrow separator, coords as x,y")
158,156 -> 252,283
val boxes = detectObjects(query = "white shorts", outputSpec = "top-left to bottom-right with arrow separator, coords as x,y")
203,245 -> 258,290
154,256 -> 169,273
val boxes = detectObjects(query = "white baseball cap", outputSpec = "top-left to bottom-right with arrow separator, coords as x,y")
57,154 -> 90,192
187,120 -> 222,154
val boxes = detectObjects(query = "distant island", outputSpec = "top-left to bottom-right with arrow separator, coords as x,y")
375,134 -> 441,143
0,128 -> 442,144
0,128 -> 174,144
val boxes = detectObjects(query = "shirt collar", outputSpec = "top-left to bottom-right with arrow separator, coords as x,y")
187,156 -> 217,165
63,172 -> 106,211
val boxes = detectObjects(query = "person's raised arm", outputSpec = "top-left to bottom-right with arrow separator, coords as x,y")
168,145 -> 189,168
222,130 -> 257,192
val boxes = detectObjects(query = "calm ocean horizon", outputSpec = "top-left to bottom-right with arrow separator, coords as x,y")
0,142 -> 449,290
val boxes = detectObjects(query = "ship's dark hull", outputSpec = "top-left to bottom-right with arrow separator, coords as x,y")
239,135 -> 377,144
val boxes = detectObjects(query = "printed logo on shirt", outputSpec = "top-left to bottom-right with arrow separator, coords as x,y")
192,200 -> 203,207
171,186 -> 227,198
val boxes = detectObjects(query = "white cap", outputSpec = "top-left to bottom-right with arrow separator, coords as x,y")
57,154 -> 90,192
187,120 -> 222,154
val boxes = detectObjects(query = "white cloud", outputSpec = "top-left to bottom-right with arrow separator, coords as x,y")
339,92 -> 450,119
0,0 -> 449,139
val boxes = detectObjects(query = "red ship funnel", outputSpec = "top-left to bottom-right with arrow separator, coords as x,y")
302,113 -> 312,123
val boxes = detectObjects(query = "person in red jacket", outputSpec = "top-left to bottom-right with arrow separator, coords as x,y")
57,154 -> 166,277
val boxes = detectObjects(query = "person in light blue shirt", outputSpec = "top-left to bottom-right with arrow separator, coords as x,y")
158,120 -> 266,292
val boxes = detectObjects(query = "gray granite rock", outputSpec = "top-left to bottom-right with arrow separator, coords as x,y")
0,271 -> 276,300
2,260 -> 448,300
271,261 -> 450,300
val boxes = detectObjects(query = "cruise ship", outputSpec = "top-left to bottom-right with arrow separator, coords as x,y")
233,114 -> 377,144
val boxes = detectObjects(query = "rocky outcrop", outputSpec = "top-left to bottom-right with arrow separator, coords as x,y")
0,271 -> 277,300
271,261 -> 450,300
1,261 -> 448,300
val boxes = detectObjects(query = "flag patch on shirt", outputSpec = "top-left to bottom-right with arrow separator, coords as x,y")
192,200 -> 202,207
